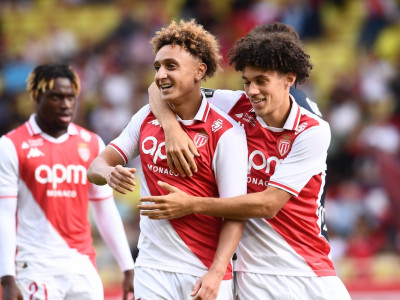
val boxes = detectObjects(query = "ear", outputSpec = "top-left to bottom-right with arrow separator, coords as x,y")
285,73 -> 296,88
195,63 -> 207,82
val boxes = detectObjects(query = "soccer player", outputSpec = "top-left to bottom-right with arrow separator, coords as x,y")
87,19 -> 248,300
0,64 -> 134,300
149,22 -> 323,178
139,31 -> 351,299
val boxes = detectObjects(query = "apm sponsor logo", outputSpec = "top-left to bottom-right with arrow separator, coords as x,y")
35,164 -> 87,189
141,136 -> 166,164
248,150 -> 282,175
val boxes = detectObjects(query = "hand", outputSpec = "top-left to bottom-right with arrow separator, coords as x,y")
122,269 -> 134,300
164,127 -> 199,178
138,181 -> 194,219
105,165 -> 136,194
1,276 -> 23,300
191,270 -> 223,300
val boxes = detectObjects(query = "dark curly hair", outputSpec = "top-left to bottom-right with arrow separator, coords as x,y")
150,19 -> 222,79
247,22 -> 300,41
27,63 -> 80,101
228,32 -> 312,85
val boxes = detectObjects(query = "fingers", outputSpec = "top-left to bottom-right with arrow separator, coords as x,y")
191,280 -> 201,297
167,150 -> 198,177
107,166 -> 136,194
189,140 -> 200,157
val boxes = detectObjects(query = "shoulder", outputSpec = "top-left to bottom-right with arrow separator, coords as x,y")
295,110 -> 330,144
70,123 -> 99,143
208,102 -> 244,133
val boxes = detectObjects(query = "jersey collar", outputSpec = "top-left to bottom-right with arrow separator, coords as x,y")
26,114 -> 79,137
256,94 -> 301,132
177,92 -> 211,125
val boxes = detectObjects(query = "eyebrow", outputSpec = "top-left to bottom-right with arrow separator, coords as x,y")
242,75 -> 269,80
154,58 -> 179,65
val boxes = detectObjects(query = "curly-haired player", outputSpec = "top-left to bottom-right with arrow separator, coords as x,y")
0,63 -> 135,300
142,28 -> 351,299
88,19 -> 248,299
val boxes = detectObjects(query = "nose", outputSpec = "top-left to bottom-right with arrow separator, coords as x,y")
155,66 -> 167,81
247,82 -> 259,96
60,96 -> 74,109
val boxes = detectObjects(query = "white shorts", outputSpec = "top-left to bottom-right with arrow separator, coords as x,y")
236,272 -> 351,300
16,264 -> 104,300
134,266 -> 234,300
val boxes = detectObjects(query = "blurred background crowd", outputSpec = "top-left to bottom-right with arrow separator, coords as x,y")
1,0 -> 400,298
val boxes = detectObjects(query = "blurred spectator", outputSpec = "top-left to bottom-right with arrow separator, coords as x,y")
357,0 -> 399,50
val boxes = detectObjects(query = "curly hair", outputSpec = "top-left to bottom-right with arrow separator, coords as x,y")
150,19 -> 222,79
228,32 -> 312,85
27,63 -> 80,101
247,22 -> 300,41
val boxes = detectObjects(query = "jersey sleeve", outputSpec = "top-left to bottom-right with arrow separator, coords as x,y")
269,120 -> 331,196
212,123 -> 248,198
206,89 -> 246,114
108,104 -> 151,165
0,136 -> 19,197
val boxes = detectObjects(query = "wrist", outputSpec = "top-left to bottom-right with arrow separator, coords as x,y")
1,275 -> 16,286
161,118 -> 180,132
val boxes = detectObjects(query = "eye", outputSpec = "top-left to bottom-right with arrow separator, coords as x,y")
154,65 -> 160,71
243,80 -> 250,85
256,79 -> 266,85
167,63 -> 176,69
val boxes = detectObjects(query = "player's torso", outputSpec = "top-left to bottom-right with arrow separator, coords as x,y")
228,97 -> 335,276
6,123 -> 99,273
136,109 -> 235,279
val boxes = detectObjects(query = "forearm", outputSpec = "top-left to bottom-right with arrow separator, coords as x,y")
193,187 -> 291,219
87,146 -> 125,185
148,82 -> 179,130
209,220 -> 244,277
91,199 -> 135,271
87,156 -> 114,185
0,198 -> 17,277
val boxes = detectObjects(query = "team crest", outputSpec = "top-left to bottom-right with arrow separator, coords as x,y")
194,132 -> 209,148
277,134 -> 292,157
78,143 -> 90,162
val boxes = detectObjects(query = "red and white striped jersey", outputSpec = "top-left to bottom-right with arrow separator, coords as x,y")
207,89 -> 335,277
109,96 -> 248,280
0,115 -> 113,276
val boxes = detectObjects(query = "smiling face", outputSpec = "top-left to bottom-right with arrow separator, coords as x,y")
242,66 -> 295,127
153,44 -> 206,117
35,77 -> 77,138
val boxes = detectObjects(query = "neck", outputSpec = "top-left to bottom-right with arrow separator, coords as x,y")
262,93 -> 292,128
169,89 -> 203,120
35,115 -> 68,138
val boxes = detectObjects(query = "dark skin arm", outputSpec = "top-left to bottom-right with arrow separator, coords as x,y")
138,181 -> 292,220
1,276 -> 23,300
148,82 -> 199,177
122,269 -> 134,300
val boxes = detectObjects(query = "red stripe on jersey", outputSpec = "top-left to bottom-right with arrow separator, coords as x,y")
25,121 -> 34,136
268,181 -> 299,196
202,102 -> 211,122
268,174 -> 336,276
292,106 -> 301,130
0,195 -> 17,199
109,143 -> 128,165
89,195 -> 113,202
